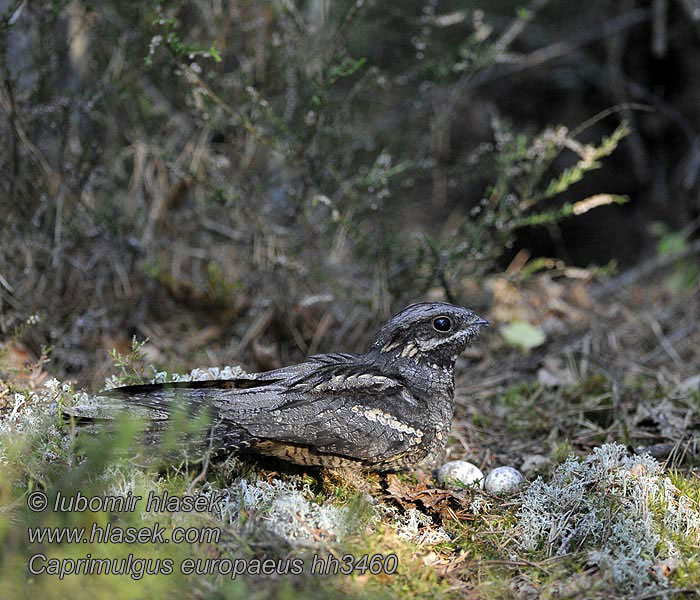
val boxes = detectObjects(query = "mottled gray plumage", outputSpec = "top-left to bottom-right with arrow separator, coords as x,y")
69,302 -> 488,471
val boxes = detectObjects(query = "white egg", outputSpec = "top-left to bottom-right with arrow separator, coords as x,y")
437,460 -> 484,489
484,466 -> 523,494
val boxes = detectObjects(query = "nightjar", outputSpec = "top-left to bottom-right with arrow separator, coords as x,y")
67,302 -> 488,471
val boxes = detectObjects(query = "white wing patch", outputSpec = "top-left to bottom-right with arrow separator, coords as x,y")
299,373 -> 398,393
350,405 -> 423,439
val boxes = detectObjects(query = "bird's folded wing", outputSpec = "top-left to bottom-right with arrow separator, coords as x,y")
223,361 -> 427,461
234,385 -> 426,461
282,362 -> 404,397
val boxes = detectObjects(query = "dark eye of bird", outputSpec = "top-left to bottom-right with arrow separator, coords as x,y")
433,316 -> 452,332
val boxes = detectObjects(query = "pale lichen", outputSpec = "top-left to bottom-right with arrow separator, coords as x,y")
517,442 -> 700,593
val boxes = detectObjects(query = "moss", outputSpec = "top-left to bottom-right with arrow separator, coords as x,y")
549,440 -> 573,466
340,524 -> 456,600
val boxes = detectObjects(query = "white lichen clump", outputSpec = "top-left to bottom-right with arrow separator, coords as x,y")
0,378 -> 74,464
104,365 -> 248,389
518,442 -> 700,594
378,503 -> 451,545
215,477 -> 351,546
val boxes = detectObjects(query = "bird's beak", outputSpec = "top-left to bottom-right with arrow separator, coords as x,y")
471,317 -> 489,327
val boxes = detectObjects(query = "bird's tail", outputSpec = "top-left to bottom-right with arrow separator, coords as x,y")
64,380 -> 255,456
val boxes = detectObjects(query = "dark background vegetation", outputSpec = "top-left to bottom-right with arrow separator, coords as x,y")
1,0 -> 699,388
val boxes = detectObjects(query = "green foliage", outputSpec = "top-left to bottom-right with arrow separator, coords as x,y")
109,336 -> 149,386
325,56 -> 367,86
415,118 -> 631,296
541,122 -> 630,200
145,11 -> 222,66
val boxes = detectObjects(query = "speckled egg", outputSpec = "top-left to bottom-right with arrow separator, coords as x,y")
436,460 -> 484,489
484,466 -> 523,494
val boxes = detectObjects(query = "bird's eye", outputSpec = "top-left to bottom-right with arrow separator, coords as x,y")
433,316 -> 452,332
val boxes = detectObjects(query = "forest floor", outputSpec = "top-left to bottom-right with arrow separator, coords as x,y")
1,260 -> 699,600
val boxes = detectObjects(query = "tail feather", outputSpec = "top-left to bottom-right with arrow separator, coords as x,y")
64,380 -> 258,457
104,376 -> 282,396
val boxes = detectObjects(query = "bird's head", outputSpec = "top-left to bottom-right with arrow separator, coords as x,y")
369,302 -> 488,366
